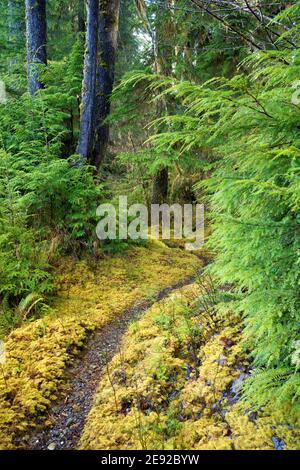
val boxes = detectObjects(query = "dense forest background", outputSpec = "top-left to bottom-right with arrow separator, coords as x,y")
0,0 -> 299,450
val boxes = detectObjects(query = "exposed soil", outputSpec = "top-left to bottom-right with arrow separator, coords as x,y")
21,275 -> 200,451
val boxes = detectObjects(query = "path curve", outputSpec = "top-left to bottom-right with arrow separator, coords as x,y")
22,275 -> 200,450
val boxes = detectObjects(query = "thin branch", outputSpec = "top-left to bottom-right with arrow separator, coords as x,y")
190,0 -> 263,50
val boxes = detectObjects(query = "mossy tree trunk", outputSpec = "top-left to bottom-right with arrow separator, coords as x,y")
91,0 -> 121,170
25,0 -> 47,96
77,0 -> 120,171
77,0 -> 99,162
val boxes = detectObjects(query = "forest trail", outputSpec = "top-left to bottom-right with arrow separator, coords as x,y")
1,0 -> 299,455
7,244 -> 299,451
0,242 -> 202,450
21,274 -> 202,450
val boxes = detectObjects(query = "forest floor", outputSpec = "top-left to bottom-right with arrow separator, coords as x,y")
0,239 -> 299,450
0,241 -> 201,449
25,276 -> 199,450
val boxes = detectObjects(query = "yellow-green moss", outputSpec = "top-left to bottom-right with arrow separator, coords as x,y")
52,242 -> 200,324
0,242 -> 200,449
0,317 -> 94,449
80,284 -> 300,451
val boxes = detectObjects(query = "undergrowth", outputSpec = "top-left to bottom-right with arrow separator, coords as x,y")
0,241 -> 201,449
80,282 -> 300,451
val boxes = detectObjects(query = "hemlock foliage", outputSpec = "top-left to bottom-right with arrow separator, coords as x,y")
114,6 -> 300,420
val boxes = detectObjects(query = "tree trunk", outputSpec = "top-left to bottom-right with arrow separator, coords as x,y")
77,0 -> 99,162
151,167 -> 169,205
91,0 -> 121,170
151,0 -> 175,204
25,0 -> 47,96
77,0 -> 86,33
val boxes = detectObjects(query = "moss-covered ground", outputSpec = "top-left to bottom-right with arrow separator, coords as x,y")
0,242 -> 200,449
80,283 -> 300,450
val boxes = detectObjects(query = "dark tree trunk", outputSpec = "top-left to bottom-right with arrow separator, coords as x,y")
77,0 -> 86,33
77,0 -> 99,162
91,0 -> 121,170
151,167 -> 169,205
25,0 -> 47,96
151,0 -> 174,204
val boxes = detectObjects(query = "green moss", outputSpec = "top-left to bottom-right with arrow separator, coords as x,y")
80,283 -> 300,450
0,242 -> 200,449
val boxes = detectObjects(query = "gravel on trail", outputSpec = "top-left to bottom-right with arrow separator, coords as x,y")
22,275 -> 199,451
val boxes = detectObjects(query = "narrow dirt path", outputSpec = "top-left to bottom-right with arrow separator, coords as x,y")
22,275 -> 199,451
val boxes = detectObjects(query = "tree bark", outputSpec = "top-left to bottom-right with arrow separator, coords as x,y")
91,0 -> 121,170
77,0 -> 99,162
25,0 -> 47,96
151,167 -> 169,205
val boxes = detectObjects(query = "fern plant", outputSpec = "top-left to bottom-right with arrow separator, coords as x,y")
0,37 -> 103,328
